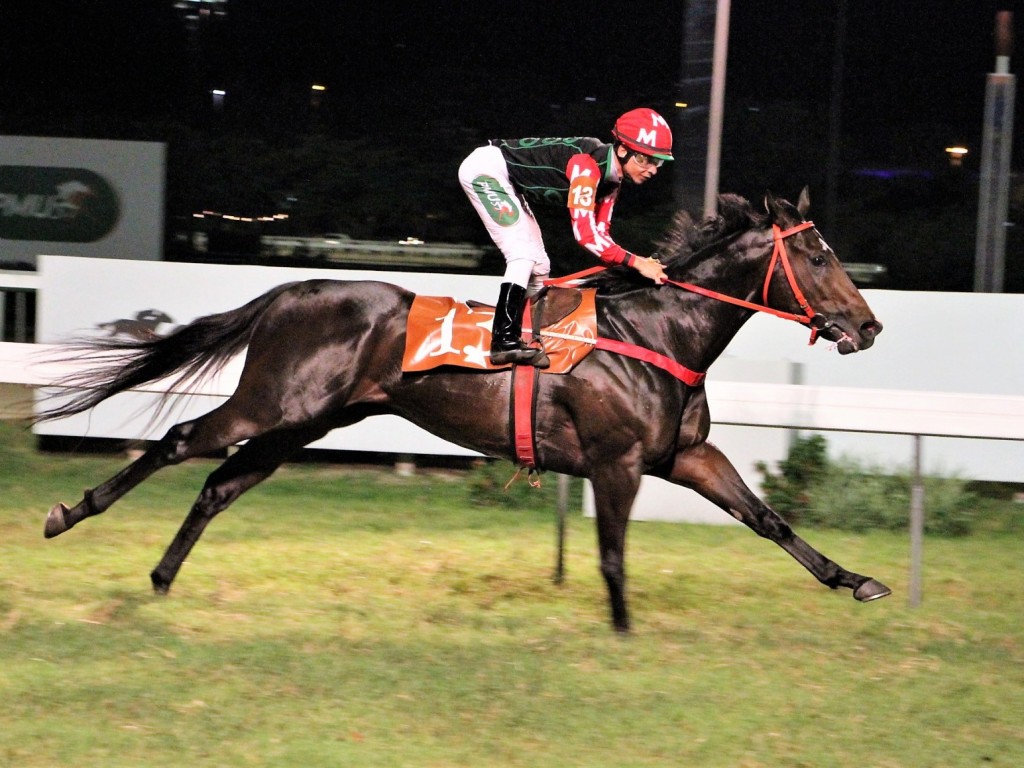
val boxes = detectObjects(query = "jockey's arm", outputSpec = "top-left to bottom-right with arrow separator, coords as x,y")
565,154 -> 666,284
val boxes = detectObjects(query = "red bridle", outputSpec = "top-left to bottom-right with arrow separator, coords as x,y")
763,221 -> 819,337
546,221 -> 823,344
536,220 -> 829,388
664,220 -> 822,345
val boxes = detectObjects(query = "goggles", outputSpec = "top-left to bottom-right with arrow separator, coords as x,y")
630,152 -> 664,169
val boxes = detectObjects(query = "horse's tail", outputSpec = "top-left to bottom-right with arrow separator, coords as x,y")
35,282 -> 300,423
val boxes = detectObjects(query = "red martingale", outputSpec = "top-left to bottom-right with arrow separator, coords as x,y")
592,338 -> 706,386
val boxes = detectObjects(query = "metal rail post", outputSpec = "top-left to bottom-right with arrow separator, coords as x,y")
909,435 -> 925,607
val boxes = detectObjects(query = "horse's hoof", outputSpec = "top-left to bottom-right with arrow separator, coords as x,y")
854,578 -> 892,602
150,570 -> 171,595
44,503 -> 70,539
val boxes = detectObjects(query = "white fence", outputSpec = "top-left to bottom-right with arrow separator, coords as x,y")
22,256 -> 1024,484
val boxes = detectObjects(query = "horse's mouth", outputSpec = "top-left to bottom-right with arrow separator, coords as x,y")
822,319 -> 882,354
834,333 -> 860,354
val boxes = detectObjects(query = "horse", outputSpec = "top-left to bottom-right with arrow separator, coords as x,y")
96,308 -> 177,340
37,189 -> 890,632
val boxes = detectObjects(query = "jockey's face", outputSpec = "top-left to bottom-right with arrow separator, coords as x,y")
616,146 -> 661,185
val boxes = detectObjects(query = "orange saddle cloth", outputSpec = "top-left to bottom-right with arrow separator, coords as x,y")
402,288 -> 597,374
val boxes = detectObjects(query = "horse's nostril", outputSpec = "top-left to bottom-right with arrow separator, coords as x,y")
861,320 -> 883,338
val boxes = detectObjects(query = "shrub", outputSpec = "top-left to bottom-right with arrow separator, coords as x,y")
757,435 -> 976,536
755,434 -> 828,526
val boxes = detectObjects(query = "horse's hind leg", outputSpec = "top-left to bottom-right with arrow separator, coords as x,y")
45,403 -> 269,539
665,441 -> 891,602
149,425 -> 326,593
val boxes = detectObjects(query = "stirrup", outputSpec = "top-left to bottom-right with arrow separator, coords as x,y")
491,344 -> 550,368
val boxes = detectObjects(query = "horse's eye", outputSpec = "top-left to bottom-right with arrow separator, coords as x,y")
811,254 -> 827,267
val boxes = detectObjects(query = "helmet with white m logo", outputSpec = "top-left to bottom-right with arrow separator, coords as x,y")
611,108 -> 674,161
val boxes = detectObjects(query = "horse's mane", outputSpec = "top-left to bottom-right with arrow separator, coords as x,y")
579,193 -> 766,294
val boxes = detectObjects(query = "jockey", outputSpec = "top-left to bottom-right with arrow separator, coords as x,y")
458,107 -> 674,369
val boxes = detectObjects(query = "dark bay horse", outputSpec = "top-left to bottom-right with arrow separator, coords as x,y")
39,190 -> 890,632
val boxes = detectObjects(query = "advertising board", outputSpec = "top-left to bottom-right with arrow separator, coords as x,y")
0,136 -> 165,267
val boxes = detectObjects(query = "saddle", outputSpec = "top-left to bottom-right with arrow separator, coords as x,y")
402,287 -> 597,374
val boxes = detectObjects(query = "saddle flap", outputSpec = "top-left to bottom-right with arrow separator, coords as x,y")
531,288 -> 585,334
402,288 -> 597,374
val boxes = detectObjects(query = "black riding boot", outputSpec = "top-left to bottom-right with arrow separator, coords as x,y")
490,282 -> 550,368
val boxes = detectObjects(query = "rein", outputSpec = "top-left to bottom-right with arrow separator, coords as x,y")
540,220 -> 824,384
550,221 -> 820,337
669,221 -> 820,344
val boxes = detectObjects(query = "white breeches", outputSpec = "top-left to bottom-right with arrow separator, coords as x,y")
458,145 -> 551,287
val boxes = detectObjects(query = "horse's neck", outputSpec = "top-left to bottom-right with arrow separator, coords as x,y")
595,228 -> 776,374
598,284 -> 753,377
664,230 -> 772,369
673,290 -> 756,372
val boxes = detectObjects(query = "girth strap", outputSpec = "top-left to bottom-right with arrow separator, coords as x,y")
511,300 -> 539,468
512,365 -> 538,468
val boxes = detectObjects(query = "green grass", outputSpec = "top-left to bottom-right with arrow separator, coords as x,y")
1,420 -> 1022,766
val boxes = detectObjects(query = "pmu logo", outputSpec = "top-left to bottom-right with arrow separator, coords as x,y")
471,175 -> 519,226
0,166 -> 120,242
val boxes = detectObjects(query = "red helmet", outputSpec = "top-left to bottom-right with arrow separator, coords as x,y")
611,108 -> 674,161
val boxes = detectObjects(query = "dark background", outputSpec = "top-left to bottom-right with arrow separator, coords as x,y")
1,0 -> 1021,290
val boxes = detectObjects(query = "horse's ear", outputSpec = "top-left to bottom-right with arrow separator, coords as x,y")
763,191 -> 784,222
797,186 -> 811,218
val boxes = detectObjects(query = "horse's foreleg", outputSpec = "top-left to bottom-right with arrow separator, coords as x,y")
590,467 -> 643,633
665,442 -> 891,601
149,427 -> 318,593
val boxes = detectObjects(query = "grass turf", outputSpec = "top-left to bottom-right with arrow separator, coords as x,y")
1,420 -> 1022,766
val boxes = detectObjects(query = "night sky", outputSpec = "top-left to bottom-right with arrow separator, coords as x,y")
1,0 -> 1021,290
730,1 -> 1019,142
2,0 -> 1020,150
233,0 -> 1022,152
